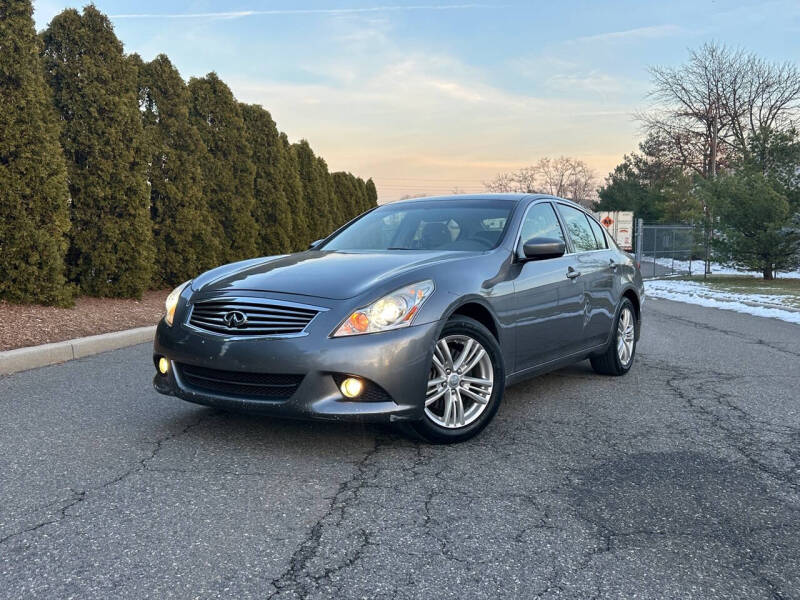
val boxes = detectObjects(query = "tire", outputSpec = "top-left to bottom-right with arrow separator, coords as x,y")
590,298 -> 637,376
409,315 -> 505,444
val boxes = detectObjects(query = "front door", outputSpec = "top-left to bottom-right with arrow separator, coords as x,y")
512,202 -> 584,371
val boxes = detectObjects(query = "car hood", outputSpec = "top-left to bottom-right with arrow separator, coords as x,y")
191,250 -> 481,300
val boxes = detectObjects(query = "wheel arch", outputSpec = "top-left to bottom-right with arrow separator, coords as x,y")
620,286 -> 641,339
446,300 -> 500,342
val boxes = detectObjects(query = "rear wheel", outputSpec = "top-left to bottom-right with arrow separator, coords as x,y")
590,298 -> 637,376
409,316 -> 504,443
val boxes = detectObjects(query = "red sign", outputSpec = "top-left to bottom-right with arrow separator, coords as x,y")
601,216 -> 614,228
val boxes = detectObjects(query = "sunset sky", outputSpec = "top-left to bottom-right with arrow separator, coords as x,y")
33,0 -> 800,201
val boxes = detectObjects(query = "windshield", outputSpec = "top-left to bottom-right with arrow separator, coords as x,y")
319,200 -> 516,252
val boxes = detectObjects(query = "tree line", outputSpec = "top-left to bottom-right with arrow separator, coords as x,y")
484,157 -> 597,208
0,2 -> 377,305
595,43 -> 800,279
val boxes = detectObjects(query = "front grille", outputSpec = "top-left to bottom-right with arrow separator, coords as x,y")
188,298 -> 319,336
177,363 -> 303,400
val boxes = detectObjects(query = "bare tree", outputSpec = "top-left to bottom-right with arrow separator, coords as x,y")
639,43 -> 732,178
639,43 -> 800,178
484,157 -> 597,207
564,160 -> 597,206
484,172 -> 517,193
724,53 -> 800,160
638,43 -> 800,275
484,169 -> 538,193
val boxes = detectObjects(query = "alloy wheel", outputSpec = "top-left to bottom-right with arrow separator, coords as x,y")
425,335 -> 494,429
616,307 -> 635,366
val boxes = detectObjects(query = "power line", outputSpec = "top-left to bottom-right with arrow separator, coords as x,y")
375,177 -> 488,183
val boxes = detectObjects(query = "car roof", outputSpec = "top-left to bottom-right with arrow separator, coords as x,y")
382,193 -> 586,210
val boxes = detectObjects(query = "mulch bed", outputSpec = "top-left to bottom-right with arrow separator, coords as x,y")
0,290 -> 170,352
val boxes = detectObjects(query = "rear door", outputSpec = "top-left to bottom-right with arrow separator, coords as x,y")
555,203 -> 615,350
584,213 -> 617,345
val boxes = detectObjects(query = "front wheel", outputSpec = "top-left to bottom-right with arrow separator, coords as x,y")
590,298 -> 637,376
409,316 -> 504,444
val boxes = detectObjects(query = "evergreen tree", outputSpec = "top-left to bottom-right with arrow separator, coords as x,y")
597,145 -> 701,224
41,6 -> 154,297
331,172 -> 358,225
0,0 -> 72,305
188,73 -> 258,263
317,156 -> 339,232
746,127 -> 800,211
705,171 -> 800,279
354,176 -> 369,214
135,54 -> 220,285
365,178 -> 379,209
281,133 -> 308,250
293,140 -> 333,242
239,103 -> 292,255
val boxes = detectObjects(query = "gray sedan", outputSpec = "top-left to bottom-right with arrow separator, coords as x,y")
153,194 -> 643,443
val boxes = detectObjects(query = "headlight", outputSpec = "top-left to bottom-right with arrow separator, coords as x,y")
332,280 -> 434,337
164,281 -> 191,326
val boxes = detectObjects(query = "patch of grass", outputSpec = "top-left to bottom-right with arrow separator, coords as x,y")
673,275 -> 800,309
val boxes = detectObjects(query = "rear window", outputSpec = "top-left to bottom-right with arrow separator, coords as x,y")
586,216 -> 608,249
557,204 -> 600,253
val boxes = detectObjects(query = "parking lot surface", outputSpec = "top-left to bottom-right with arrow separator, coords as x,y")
1,298 -> 799,599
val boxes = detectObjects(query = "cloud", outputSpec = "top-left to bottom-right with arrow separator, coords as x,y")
570,24 -> 684,44
102,4 -> 639,200
109,4 -> 499,20
542,71 -> 648,102
226,45 -> 638,200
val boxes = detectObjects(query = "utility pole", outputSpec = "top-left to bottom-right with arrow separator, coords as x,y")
704,112 -> 718,280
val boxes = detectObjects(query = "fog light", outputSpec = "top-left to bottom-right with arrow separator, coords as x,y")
340,377 -> 363,399
157,357 -> 169,375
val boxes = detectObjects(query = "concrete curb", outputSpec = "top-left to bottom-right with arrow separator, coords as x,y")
0,326 -> 156,376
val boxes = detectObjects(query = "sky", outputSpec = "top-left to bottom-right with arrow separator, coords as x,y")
32,0 -> 800,202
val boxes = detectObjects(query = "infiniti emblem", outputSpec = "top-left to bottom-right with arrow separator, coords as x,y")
223,310 -> 248,328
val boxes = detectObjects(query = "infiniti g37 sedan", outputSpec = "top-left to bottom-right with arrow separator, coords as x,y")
153,194 -> 643,443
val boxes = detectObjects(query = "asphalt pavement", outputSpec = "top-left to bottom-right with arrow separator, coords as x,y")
1,298 -> 799,599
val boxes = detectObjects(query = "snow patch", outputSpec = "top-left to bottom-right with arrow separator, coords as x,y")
645,280 -> 800,324
652,258 -> 800,279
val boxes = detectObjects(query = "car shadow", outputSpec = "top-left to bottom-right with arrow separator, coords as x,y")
153,360 -> 605,453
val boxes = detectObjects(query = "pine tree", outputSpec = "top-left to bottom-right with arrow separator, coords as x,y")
0,0 -> 72,305
317,157 -> 340,231
41,6 -> 154,297
331,172 -> 358,226
240,103 -> 292,255
135,54 -> 220,286
282,134 -> 309,249
294,140 -> 335,242
366,178 -> 379,209
353,176 -> 369,214
188,73 -> 258,263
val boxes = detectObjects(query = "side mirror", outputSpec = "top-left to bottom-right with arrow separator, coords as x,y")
308,239 -> 324,250
522,237 -> 566,260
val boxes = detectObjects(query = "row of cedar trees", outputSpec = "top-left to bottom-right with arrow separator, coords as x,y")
0,3 -> 378,305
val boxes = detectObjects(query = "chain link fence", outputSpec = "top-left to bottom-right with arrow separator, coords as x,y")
634,222 -> 702,279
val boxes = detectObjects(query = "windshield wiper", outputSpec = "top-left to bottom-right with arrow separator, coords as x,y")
386,247 -> 417,250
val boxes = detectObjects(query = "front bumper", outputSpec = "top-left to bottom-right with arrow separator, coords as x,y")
152,316 -> 439,423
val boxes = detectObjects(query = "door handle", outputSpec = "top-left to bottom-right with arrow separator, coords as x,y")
566,267 -> 581,279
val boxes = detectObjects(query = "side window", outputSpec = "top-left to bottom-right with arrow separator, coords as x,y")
557,204 -> 598,252
586,216 -> 608,249
519,203 -> 565,247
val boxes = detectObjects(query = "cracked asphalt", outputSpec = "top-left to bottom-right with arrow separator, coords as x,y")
2,298 -> 799,599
